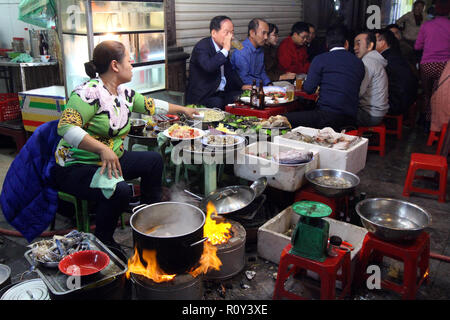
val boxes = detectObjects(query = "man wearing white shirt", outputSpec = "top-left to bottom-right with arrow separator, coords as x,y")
186,16 -> 251,110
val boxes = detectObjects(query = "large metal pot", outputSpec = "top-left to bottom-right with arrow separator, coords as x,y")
356,198 -> 431,242
184,177 -> 268,215
130,202 -> 207,275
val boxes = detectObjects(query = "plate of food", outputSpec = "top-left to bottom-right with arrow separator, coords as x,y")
192,108 -> 225,123
163,123 -> 205,140
258,115 -> 292,130
202,134 -> 245,148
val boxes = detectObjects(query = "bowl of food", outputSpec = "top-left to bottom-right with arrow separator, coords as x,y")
58,250 -> 110,277
129,119 -> 147,136
355,198 -> 431,242
305,168 -> 360,197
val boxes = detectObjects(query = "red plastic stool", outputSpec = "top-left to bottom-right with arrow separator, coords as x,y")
358,124 -> 386,156
294,185 -> 337,219
435,123 -> 448,155
356,232 -> 430,300
427,131 -> 440,146
402,153 -> 447,202
273,243 -> 352,300
384,114 -> 403,140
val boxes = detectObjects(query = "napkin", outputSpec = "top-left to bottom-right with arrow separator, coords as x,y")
90,167 -> 124,199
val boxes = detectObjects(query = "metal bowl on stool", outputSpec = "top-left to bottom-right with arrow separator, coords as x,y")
356,198 -> 431,242
305,168 -> 360,197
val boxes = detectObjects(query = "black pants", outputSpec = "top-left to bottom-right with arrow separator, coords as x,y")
200,90 -> 242,110
285,109 -> 356,131
53,150 -> 163,244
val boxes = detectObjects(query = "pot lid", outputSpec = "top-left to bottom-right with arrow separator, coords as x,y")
0,264 -> 11,286
1,279 -> 50,300
292,201 -> 332,218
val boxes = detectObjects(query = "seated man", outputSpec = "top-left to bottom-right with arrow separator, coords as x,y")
277,21 -> 311,74
354,31 -> 389,127
284,26 -> 365,131
376,29 -> 418,116
230,18 -> 272,86
306,23 -> 327,63
186,16 -> 249,110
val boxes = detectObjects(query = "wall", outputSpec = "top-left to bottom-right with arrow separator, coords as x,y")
174,0 -> 304,58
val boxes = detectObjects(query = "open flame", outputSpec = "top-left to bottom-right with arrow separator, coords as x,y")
126,202 -> 232,282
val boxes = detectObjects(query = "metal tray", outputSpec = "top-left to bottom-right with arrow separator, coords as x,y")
24,233 -> 128,298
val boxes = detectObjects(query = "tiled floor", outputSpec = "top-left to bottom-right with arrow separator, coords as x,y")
0,123 -> 449,300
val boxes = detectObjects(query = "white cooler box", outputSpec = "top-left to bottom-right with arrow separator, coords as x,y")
233,141 -> 319,192
274,126 -> 368,174
257,206 -> 368,286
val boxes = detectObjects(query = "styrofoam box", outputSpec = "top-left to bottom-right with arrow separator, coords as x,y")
257,206 -> 367,286
273,126 -> 369,174
233,141 -> 319,192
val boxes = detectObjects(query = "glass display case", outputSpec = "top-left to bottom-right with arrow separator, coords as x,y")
56,0 -> 166,97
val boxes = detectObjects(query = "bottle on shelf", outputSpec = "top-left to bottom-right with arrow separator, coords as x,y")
250,79 -> 258,108
39,33 -> 49,56
258,81 -> 265,109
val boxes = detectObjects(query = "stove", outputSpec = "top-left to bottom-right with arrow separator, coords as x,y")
204,219 -> 246,281
131,273 -> 203,300
227,194 -> 273,244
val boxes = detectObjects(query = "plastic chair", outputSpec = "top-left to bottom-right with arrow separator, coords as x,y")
58,191 -> 126,232
356,232 -> 430,300
273,243 -> 352,300
384,114 -> 403,140
427,123 -> 448,155
357,124 -> 386,156
403,120 -> 450,203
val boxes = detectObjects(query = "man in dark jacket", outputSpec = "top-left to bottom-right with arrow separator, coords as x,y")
284,25 -> 365,131
375,29 -> 418,116
186,16 -> 249,110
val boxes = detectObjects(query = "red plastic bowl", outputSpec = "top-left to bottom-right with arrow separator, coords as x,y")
58,250 -> 110,277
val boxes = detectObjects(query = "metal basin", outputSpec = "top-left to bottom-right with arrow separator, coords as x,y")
356,198 -> 431,242
305,169 -> 360,197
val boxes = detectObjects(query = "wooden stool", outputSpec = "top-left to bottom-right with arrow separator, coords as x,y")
356,232 -> 430,300
358,124 -> 386,156
273,243 -> 352,300
384,114 -> 403,140
402,153 -> 447,202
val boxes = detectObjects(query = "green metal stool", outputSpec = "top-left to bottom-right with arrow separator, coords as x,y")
57,191 -> 125,232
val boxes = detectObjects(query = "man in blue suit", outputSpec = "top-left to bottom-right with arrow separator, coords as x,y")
186,16 -> 250,110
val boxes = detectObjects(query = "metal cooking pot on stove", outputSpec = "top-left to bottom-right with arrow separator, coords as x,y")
184,177 -> 268,215
130,202 -> 207,275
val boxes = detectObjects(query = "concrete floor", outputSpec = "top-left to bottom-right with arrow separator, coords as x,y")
0,123 -> 449,300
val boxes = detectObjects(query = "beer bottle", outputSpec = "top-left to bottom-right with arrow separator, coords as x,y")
258,81 -> 265,109
250,80 -> 258,107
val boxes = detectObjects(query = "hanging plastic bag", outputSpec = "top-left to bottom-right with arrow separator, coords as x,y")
18,0 -> 56,29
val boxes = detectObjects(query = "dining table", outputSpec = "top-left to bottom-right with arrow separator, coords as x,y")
225,100 -> 301,118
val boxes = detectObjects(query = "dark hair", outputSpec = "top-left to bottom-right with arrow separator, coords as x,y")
377,29 -> 400,52
290,21 -> 310,36
268,23 -> 279,35
84,40 -> 126,78
210,16 -> 232,32
326,25 -> 348,49
413,0 -> 425,8
306,22 -> 316,30
386,23 -> 401,30
248,18 -> 268,36
359,31 -> 377,50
